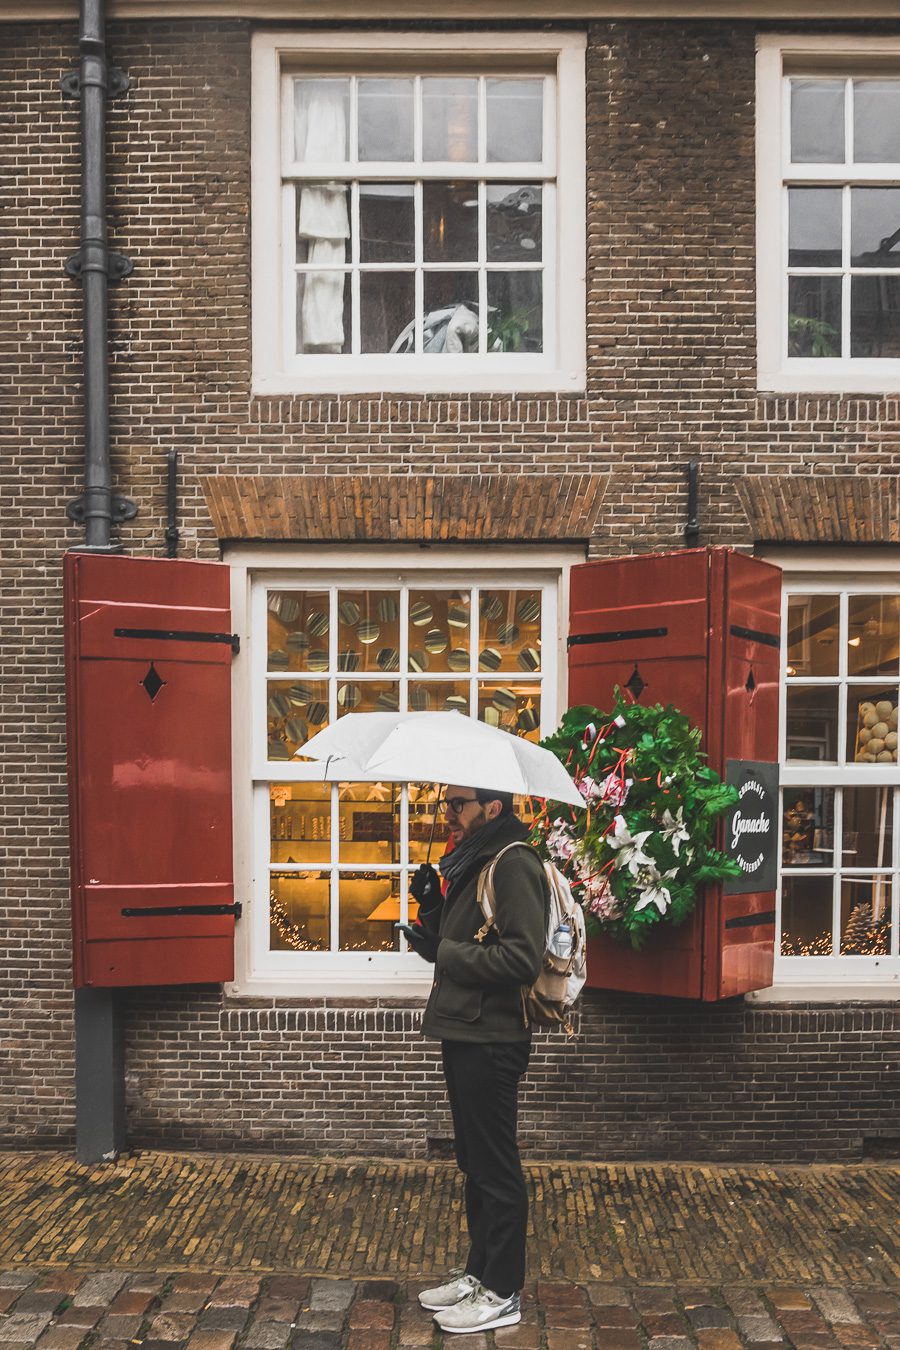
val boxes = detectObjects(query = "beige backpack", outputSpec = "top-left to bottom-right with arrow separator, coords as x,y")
474,842 -> 588,1036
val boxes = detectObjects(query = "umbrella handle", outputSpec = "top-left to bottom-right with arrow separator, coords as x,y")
425,784 -> 443,866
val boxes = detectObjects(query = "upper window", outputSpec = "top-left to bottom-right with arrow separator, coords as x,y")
251,32 -> 586,395
757,36 -> 900,393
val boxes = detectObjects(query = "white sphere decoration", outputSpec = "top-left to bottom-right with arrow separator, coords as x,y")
885,731 -> 898,751
864,709 -> 879,728
876,700 -> 894,720
868,738 -> 885,755
872,721 -> 890,739
858,727 -> 872,744
877,750 -> 894,763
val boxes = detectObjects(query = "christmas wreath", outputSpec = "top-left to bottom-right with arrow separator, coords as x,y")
530,694 -> 741,949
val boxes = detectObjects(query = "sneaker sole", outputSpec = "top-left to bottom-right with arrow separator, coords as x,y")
435,1310 -> 522,1334
419,1298 -> 468,1312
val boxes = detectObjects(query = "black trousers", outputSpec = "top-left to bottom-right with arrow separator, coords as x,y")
441,1038 -> 532,1298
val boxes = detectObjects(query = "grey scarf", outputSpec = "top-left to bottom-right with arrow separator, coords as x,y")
438,814 -> 511,892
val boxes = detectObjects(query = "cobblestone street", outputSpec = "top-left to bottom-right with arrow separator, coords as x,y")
0,1153 -> 897,1350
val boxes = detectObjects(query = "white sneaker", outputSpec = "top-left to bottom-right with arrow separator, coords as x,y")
433,1286 -> 521,1334
418,1271 -> 480,1311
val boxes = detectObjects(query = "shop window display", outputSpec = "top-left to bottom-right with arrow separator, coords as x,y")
261,581 -> 550,956
780,587 -> 899,966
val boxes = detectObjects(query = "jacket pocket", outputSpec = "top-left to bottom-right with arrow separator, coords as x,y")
435,977 -> 483,1023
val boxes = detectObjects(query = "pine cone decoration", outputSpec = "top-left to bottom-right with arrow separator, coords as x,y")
841,900 -> 890,956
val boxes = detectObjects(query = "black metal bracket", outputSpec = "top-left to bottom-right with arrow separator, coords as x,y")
730,624 -> 780,650
114,627 -> 241,656
65,249 -> 133,282
60,67 -> 130,99
67,492 -> 138,524
121,904 -> 243,918
567,626 -> 668,649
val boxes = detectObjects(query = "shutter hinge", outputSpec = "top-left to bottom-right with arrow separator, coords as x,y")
114,627 -> 240,656
121,903 -> 242,918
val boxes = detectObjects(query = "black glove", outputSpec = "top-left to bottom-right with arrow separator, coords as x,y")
396,922 -> 439,963
410,863 -> 443,927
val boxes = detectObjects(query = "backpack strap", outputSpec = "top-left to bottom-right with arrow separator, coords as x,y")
473,841 -> 536,944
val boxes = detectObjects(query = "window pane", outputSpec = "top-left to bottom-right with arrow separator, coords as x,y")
478,681 -> 542,741
360,272 -> 416,354
408,680 -> 471,713
297,270 -> 351,355
267,681 -> 329,760
850,276 -> 900,359
360,184 -> 415,263
297,184 -> 350,261
786,686 -> 839,762
271,783 -> 332,865
782,788 -> 835,867
849,689 -> 899,764
336,590 -> 401,674
423,78 -> 478,161
339,873 -> 402,950
487,185 -> 543,261
850,188 -> 900,266
787,277 -> 841,359
487,272 -> 543,353
848,595 -> 900,677
339,782 -> 401,864
409,784 -> 443,865
408,590 -> 471,672
268,589 -> 330,672
479,590 -> 542,674
338,679 -> 402,716
790,79 -> 845,164
423,273 -> 479,353
839,877 -> 892,955
786,594 -> 840,677
780,874 -> 833,956
788,188 -> 842,268
486,79 -> 543,162
843,786 -> 893,868
358,78 -> 414,161
423,181 -> 479,263
853,80 -> 900,164
270,870 -> 330,952
294,78 -> 349,163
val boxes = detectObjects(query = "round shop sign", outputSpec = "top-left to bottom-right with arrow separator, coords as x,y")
723,760 -> 779,895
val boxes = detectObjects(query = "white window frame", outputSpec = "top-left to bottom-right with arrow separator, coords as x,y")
757,34 -> 900,394
748,548 -> 900,1004
251,30 -> 586,396
226,544 -> 581,999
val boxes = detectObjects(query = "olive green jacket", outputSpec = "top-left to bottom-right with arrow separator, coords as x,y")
420,816 -> 549,1043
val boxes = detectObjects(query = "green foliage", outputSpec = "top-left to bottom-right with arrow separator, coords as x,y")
531,692 -> 740,950
788,312 -> 839,358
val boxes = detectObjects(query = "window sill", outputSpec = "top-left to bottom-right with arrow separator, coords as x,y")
758,370 -> 900,395
747,980 -> 899,1003
252,369 -> 586,397
226,973 -> 435,1000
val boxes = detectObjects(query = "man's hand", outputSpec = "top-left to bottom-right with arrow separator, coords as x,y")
396,922 -> 439,963
410,863 -> 443,923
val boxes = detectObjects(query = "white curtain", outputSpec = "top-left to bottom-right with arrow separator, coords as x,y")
294,83 -> 350,352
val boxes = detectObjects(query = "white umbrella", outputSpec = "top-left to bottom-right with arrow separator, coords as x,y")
298,711 -> 586,808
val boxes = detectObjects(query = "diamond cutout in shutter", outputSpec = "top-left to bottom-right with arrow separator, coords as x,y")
141,662 -> 166,703
745,667 -> 756,702
624,663 -> 646,700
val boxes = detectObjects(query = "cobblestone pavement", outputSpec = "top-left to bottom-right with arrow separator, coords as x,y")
0,1153 -> 897,1350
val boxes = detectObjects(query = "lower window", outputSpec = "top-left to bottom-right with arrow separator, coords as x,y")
252,570 -> 558,969
778,579 -> 900,982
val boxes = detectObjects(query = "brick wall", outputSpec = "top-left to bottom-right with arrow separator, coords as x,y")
1,16 -> 898,1155
122,992 -> 900,1162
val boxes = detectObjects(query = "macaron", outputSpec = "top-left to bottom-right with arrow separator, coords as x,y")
497,623 -> 520,646
307,650 -> 329,672
410,599 -> 433,627
286,631 -> 310,652
479,647 -> 502,671
409,650 -> 429,673
338,650 -> 361,671
492,687 -> 517,711
480,594 -> 504,622
307,701 -> 328,725
448,648 -> 470,672
377,647 -> 400,672
377,596 -> 399,623
516,595 -> 540,624
338,600 -> 361,626
517,646 -> 540,671
358,621 -> 380,644
447,603 -> 469,629
307,610 -> 329,636
268,650 -> 290,670
338,684 -> 362,708
425,628 -> 448,654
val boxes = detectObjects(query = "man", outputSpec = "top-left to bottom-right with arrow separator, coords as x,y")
398,786 -> 549,1335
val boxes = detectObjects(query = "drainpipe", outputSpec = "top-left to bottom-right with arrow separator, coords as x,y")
63,0 -> 136,549
684,460 -> 700,549
61,0 -> 135,1164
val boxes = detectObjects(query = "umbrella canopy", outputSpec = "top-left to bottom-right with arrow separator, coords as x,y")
298,711 -> 586,808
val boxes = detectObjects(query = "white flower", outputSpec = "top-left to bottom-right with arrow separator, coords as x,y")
634,865 -> 678,915
607,814 -> 653,874
575,773 -> 602,804
660,807 -> 690,856
598,772 -> 629,807
547,818 -> 577,862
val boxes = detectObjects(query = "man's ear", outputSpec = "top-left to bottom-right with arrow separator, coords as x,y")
485,799 -> 502,821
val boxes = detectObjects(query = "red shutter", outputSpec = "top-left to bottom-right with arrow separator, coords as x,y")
64,553 -> 237,988
568,547 -> 781,1001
